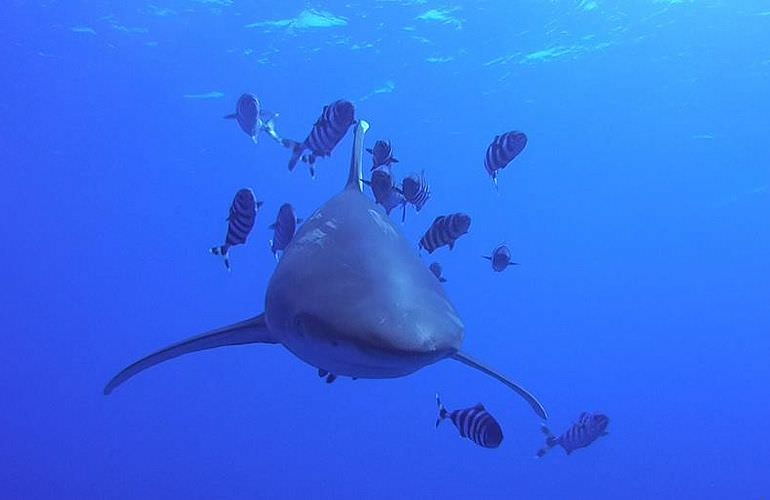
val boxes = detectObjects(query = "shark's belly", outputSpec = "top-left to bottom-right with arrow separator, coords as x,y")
278,326 -> 451,379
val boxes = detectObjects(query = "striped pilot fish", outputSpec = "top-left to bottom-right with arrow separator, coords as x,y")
362,169 -> 405,216
210,188 -> 262,270
537,412 -> 610,457
419,213 -> 471,254
401,171 -> 430,222
224,93 -> 283,145
366,139 -> 399,171
317,368 -> 337,384
483,244 -> 519,272
282,99 -> 356,177
429,262 -> 447,283
435,394 -> 503,449
269,203 -> 302,259
484,131 -> 527,188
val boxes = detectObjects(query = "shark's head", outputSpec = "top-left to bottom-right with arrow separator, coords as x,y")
265,188 -> 464,378
265,120 -> 463,378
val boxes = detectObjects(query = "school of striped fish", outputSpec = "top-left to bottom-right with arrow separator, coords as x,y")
216,93 -> 609,457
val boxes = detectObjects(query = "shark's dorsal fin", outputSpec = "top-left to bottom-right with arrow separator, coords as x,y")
346,120 -> 370,192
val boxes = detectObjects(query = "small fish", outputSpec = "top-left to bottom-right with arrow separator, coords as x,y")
362,169 -> 405,215
419,213 -> 471,254
282,100 -> 355,177
224,93 -> 260,142
537,412 -> 609,457
484,131 -> 527,188
269,203 -> 301,259
429,262 -> 447,283
435,394 -> 503,449
483,244 -> 518,272
401,171 -> 430,222
317,368 -> 337,384
366,139 -> 398,171
224,93 -> 283,145
210,189 -> 262,270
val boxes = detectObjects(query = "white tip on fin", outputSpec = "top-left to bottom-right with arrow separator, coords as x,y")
346,120 -> 370,192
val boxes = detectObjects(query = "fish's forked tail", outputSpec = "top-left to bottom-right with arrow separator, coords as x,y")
282,138 -> 303,171
260,117 -> 283,145
209,245 -> 231,271
300,154 -> 317,178
435,393 -> 449,428
268,240 -> 279,261
536,424 -> 558,458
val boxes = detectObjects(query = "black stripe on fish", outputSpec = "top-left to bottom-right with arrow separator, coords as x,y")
436,394 -> 503,449
211,189 -> 260,270
284,100 -> 355,176
538,412 -> 609,457
421,214 -> 470,253
401,171 -> 431,222
368,139 -> 398,170
484,131 -> 527,185
269,203 -> 300,257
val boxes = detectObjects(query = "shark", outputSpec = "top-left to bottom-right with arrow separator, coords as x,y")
104,119 -> 547,420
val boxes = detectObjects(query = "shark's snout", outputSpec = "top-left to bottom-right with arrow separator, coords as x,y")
283,306 -> 461,377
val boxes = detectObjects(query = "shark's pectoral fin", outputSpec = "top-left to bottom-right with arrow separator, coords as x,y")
104,314 -> 277,395
452,351 -> 548,420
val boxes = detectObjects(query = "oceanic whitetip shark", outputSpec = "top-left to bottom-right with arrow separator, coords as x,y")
104,120 -> 548,420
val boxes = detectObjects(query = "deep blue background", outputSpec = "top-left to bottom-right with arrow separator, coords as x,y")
2,1 -> 769,498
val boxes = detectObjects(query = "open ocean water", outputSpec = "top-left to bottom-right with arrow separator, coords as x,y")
1,1 -> 769,498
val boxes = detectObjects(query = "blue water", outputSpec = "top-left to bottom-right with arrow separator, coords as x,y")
2,1 -> 769,498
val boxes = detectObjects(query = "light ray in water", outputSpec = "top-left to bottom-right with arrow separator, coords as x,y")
183,91 -> 225,99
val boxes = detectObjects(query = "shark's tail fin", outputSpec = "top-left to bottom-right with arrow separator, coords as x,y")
210,245 -> 231,270
282,139 -> 303,171
435,393 -> 449,428
536,424 -> 558,458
